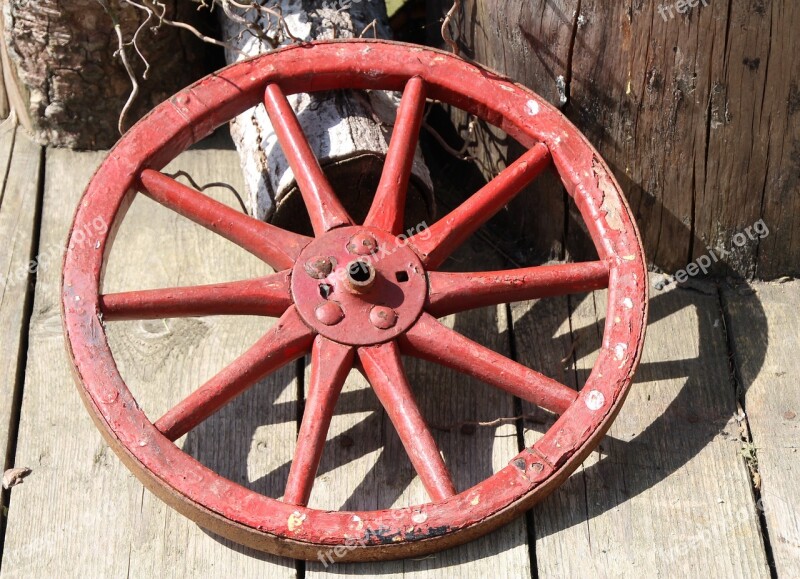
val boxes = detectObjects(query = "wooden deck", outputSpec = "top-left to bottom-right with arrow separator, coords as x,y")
0,124 -> 797,577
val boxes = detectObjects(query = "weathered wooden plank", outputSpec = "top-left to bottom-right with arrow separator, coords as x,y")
0,123 -> 15,174
429,0 -> 800,279
724,280 -> 800,577
510,291 -> 581,575
1,146 -> 298,577
2,149 -> 137,577
752,3 -> 800,278
512,276 -> 770,576
0,127 -> 39,480
305,239 -> 532,575
694,0 -> 797,279
104,148 -> 300,577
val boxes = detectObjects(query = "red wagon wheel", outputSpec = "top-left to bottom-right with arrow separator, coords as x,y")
62,40 -> 648,561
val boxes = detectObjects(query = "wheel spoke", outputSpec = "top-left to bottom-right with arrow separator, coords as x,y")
399,313 -> 577,415
100,271 -> 292,320
263,83 -> 354,235
358,341 -> 456,502
364,76 -> 427,234
407,143 -> 550,269
426,260 -> 610,317
155,306 -> 314,441
284,337 -> 354,506
139,170 -> 310,271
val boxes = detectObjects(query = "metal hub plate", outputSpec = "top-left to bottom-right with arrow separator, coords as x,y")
291,226 -> 426,345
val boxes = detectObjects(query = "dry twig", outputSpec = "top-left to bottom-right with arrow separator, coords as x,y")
141,0 -> 239,53
560,337 -> 580,367
165,169 -> 249,213
431,413 -> 546,434
121,0 -> 154,78
422,118 -> 476,161
2,467 -> 32,489
359,18 -> 378,38
441,0 -> 461,55
226,1 -> 305,43
112,23 -> 139,135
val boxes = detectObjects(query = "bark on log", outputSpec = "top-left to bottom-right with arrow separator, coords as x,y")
0,41 -> 8,120
429,0 -> 800,280
220,0 -> 433,231
2,0 -> 212,148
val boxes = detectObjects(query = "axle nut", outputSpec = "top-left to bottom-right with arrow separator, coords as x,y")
347,233 -> 378,255
346,259 -> 377,293
315,302 -> 344,326
369,306 -> 397,329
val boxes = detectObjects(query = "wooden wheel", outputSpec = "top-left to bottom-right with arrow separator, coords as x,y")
62,40 -> 648,561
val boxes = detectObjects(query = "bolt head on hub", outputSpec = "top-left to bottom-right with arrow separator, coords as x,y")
304,256 -> 335,279
347,233 -> 378,255
315,301 -> 344,326
369,305 -> 398,329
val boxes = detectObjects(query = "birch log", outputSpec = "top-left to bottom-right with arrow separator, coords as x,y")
220,0 -> 433,229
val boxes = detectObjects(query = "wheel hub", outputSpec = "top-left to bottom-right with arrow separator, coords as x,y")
291,226 -> 427,346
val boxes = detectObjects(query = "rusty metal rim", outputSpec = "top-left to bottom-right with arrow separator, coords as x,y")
61,39 -> 648,561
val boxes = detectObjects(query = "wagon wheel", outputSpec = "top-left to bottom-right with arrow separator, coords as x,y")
62,40 -> 648,561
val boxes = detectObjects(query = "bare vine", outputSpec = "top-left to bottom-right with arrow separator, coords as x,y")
359,18 -> 378,39
111,23 -> 139,136
431,413 -> 546,435
100,0 -> 303,134
166,169 -> 249,213
441,0 -> 461,56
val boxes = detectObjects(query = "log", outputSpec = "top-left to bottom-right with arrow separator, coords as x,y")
220,0 -> 433,229
0,38 -> 8,119
428,0 -> 800,280
1,0 -> 212,148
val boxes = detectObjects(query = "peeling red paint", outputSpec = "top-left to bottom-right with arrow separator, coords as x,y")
61,40 -> 648,561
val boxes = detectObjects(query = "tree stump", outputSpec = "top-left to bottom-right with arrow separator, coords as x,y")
2,0 -> 212,148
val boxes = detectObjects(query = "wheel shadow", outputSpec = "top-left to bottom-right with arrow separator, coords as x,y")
181,212 -> 768,572
181,237 -> 529,566
177,100 -> 769,571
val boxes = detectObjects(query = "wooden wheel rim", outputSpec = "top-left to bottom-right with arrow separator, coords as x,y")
62,40 -> 648,561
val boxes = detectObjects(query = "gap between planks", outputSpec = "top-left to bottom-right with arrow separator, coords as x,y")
512,277 -> 772,577
723,280 -> 800,578
0,127 -> 42,570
